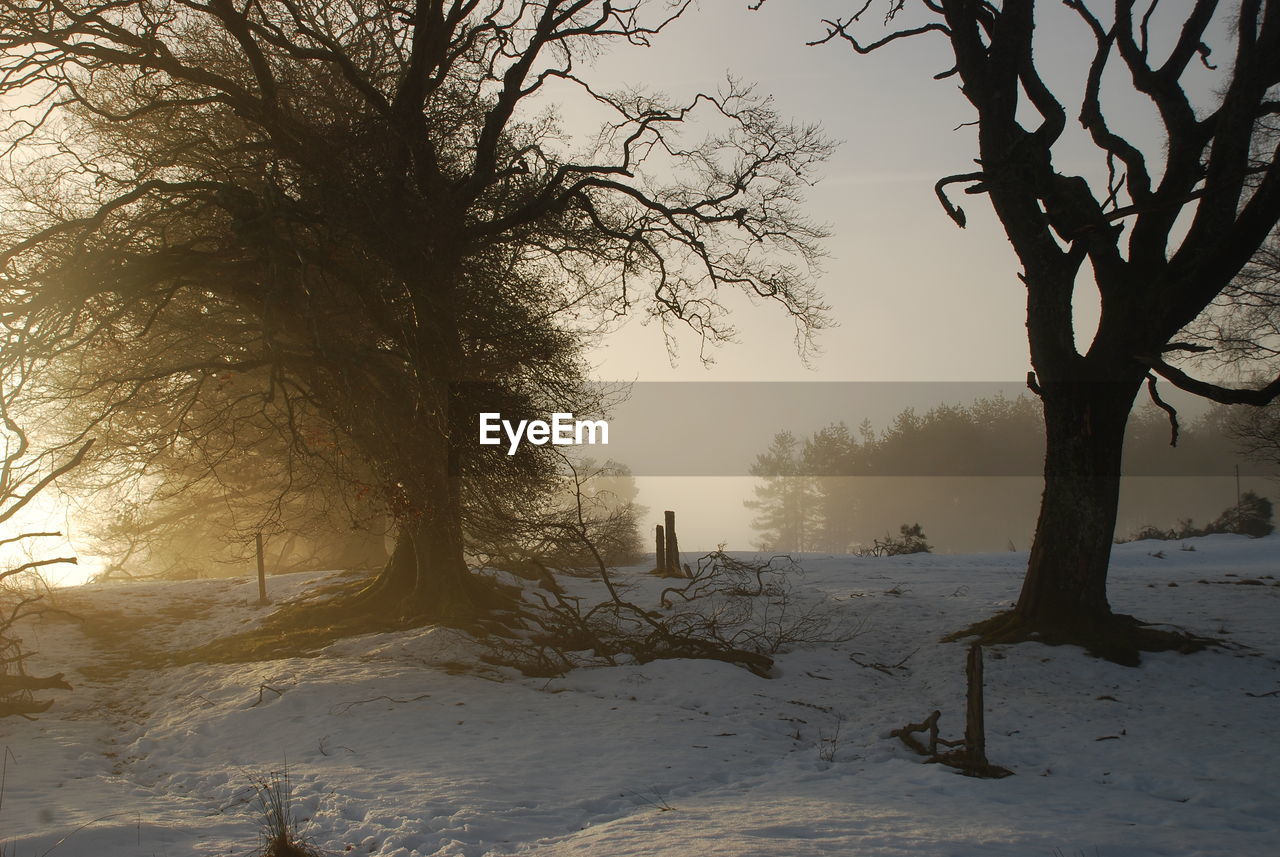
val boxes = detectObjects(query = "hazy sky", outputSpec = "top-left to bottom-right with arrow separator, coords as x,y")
583,1 -> 1048,383
568,1 -> 1226,383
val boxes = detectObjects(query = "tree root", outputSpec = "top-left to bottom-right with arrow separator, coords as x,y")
945,610 -> 1216,667
177,571 -> 527,665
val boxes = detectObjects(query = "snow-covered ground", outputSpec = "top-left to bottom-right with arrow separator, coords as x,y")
2,535 -> 1278,857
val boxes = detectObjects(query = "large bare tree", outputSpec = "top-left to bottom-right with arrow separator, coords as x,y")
797,0 -> 1280,661
0,1 -> 829,621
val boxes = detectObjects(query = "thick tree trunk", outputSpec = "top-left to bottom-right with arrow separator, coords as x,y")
377,500 -> 475,621
356,369 -> 482,622
1016,378 -> 1141,628
346,482 -> 479,621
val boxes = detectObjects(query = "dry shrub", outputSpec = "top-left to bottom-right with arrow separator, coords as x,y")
489,551 -> 860,678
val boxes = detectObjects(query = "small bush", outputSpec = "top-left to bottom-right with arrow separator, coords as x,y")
1208,491 -> 1274,538
856,523 -> 931,557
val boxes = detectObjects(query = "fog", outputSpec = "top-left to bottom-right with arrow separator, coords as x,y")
631,474 -> 1274,555
611,384 -> 1275,554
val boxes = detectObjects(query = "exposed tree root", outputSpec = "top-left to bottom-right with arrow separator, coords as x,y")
178,571 -> 526,665
945,610 -> 1216,667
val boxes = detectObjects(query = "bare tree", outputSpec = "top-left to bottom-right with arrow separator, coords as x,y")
0,381 -> 83,717
1207,234 -> 1280,469
789,0 -> 1280,660
464,454 -> 644,585
745,430 -> 820,552
0,1 -> 830,622
1229,401 -> 1280,472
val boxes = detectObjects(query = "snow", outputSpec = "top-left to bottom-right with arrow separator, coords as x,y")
2,535 -> 1279,856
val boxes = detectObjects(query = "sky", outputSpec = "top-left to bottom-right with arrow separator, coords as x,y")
585,0 -> 1031,383
573,0 -> 1230,384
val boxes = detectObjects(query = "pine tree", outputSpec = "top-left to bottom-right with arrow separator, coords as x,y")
803,423 -> 862,553
745,432 -> 821,553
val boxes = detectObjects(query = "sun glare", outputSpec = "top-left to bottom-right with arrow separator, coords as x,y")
0,488 -> 102,588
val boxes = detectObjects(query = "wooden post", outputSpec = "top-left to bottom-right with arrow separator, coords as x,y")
664,510 -> 680,576
256,532 -> 268,604
655,524 -> 666,571
964,642 -> 987,769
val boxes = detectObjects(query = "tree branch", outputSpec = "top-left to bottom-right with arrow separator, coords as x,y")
1140,355 -> 1280,406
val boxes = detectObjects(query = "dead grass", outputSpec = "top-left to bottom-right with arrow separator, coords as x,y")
248,768 -> 323,857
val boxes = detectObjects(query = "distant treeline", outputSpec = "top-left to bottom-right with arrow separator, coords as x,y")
747,394 -> 1272,553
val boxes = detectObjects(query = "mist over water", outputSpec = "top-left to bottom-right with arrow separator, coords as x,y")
604,383 -> 1271,554
630,474 -> 1269,555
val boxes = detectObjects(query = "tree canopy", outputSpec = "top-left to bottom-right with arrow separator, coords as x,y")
0,0 -> 830,619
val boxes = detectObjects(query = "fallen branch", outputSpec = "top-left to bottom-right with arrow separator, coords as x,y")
849,647 -> 918,676
331,693 -> 432,715
891,709 -> 959,757
247,682 -> 287,708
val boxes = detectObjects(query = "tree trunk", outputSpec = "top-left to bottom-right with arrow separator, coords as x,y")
357,370 -> 481,621
363,473 -> 477,621
1016,377 -> 1141,628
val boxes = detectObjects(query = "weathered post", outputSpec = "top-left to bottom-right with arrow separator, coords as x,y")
256,532 -> 268,604
964,642 -> 987,769
655,524 -> 666,572
664,510 -> 680,576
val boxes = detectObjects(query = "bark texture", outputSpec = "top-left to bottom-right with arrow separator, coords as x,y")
1017,378 -> 1141,626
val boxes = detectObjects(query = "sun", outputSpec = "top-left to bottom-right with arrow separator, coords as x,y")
0,488 -> 104,588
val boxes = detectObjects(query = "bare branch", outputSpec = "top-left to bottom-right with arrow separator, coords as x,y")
1145,373 -> 1180,446
1140,355 -> 1280,406
934,172 -> 985,228
0,440 -> 94,527
807,16 -> 949,53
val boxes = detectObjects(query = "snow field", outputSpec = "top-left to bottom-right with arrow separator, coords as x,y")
1,535 -> 1277,856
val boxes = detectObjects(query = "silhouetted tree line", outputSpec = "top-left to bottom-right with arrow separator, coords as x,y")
749,395 -> 1271,553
